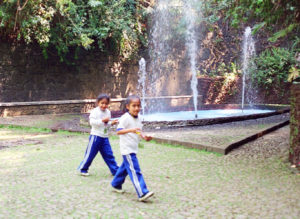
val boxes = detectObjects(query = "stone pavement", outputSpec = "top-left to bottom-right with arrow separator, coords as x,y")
0,126 -> 299,218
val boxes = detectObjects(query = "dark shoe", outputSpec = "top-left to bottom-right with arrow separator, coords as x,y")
78,171 -> 89,176
111,186 -> 124,194
138,191 -> 154,202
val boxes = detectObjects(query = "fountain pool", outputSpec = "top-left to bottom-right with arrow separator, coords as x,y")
140,109 -> 274,122
132,105 -> 290,129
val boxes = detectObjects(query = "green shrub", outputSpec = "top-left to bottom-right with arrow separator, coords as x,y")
252,47 -> 298,91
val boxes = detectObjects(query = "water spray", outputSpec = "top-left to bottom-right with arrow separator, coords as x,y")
241,27 -> 256,112
138,58 -> 147,115
185,0 -> 199,117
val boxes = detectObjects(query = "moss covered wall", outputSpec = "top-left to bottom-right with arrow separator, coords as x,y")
0,42 -> 139,102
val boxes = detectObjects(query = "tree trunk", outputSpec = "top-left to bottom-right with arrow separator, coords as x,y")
289,82 -> 300,168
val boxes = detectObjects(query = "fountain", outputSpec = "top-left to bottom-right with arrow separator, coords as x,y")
141,108 -> 275,122
146,0 -> 201,114
241,27 -> 257,110
131,2 -> 283,125
0,3 -> 287,128
147,0 -> 180,113
137,58 -> 147,115
184,0 -> 200,118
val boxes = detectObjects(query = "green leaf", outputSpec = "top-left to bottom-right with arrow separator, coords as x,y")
80,34 -> 94,49
268,23 -> 297,43
288,67 -> 300,82
252,22 -> 265,35
88,0 -> 103,7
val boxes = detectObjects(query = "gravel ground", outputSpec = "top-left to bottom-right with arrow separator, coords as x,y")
0,125 -> 299,218
148,113 -> 289,149
229,125 -> 290,159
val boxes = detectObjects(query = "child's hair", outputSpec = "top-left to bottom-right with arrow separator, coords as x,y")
125,95 -> 141,106
96,93 -> 110,103
124,95 -> 141,112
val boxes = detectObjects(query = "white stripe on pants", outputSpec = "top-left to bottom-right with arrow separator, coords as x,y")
79,135 -> 95,170
126,154 -> 143,197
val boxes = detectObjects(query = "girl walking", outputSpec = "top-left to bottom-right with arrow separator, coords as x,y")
111,95 -> 154,202
78,94 -> 119,176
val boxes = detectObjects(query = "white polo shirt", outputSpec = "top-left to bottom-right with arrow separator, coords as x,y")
117,112 -> 143,155
89,107 -> 111,138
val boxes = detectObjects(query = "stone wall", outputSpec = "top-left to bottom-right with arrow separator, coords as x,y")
0,42 -> 139,102
0,96 -> 200,117
0,41 -> 197,103
290,82 -> 300,167
0,100 -> 96,117
0,40 -> 290,105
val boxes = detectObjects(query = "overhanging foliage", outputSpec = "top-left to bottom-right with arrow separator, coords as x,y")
0,0 -> 147,61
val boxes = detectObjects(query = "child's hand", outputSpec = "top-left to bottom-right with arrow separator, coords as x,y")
131,128 -> 141,134
102,117 -> 110,123
139,132 -> 152,141
111,119 -> 118,125
143,135 -> 152,142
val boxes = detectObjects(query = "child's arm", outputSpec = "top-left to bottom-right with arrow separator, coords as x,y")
117,127 -> 152,141
105,111 -> 118,126
102,117 -> 110,123
110,119 -> 118,125
89,110 -> 105,126
102,117 -> 118,126
117,127 -> 141,135
90,115 -> 110,126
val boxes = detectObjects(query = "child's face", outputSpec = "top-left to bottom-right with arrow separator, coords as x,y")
98,98 -> 109,111
126,99 -> 141,117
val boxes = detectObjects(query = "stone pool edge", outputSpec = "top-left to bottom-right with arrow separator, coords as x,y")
151,120 -> 290,155
143,108 -> 290,129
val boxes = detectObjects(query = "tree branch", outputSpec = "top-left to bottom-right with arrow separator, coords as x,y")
13,0 -> 30,31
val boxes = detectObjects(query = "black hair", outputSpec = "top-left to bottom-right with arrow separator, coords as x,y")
125,95 -> 141,106
96,93 -> 110,103
124,95 -> 141,112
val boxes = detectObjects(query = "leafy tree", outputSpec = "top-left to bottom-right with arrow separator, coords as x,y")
212,0 -> 300,42
0,0 -> 147,61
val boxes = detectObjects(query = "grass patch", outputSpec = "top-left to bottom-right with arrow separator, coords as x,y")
0,124 -> 52,133
256,123 -> 271,129
56,129 -> 88,136
0,124 -> 89,136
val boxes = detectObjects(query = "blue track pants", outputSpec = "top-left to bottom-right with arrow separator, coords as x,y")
111,153 -> 149,198
78,135 -> 119,175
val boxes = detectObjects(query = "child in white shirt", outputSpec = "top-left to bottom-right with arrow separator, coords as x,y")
111,95 -> 154,202
78,94 -> 119,176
